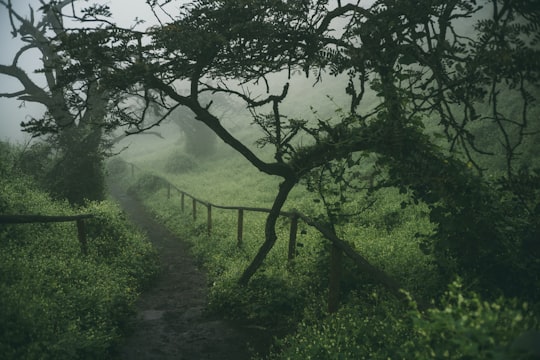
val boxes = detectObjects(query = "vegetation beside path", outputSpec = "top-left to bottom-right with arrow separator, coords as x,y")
117,150 -> 540,360
0,142 -> 159,359
108,169 -> 267,360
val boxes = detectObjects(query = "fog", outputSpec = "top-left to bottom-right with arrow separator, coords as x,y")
0,0 -> 364,145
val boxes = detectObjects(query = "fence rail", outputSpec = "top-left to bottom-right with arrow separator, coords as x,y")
126,160 -> 299,255
127,161 -> 411,312
0,214 -> 94,255
1,159 -> 416,313
165,182 -> 300,257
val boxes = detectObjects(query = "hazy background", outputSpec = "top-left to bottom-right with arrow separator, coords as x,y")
0,0 -> 364,144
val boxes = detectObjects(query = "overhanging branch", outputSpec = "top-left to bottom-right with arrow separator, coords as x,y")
0,89 -> 26,98
148,74 -> 295,179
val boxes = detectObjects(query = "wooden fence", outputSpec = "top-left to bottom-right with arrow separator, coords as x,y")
0,214 -> 94,255
128,162 -> 301,258
128,162 -> 410,312
166,182 -> 301,259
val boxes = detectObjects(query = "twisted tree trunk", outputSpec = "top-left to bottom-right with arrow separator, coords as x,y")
238,176 -> 297,285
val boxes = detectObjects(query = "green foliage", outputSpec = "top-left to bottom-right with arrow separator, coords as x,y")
83,201 -> 160,288
129,173 -> 169,195
0,148 -> 159,359
45,126 -> 107,205
269,281 -> 539,360
163,151 -> 197,174
15,141 -> 54,180
106,156 -> 128,176
208,273 -> 315,328
126,146 -> 540,359
405,281 -> 539,360
181,120 -> 218,158
268,291 -> 410,360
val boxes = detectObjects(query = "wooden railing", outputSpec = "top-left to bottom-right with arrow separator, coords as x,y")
0,214 -> 94,255
127,162 -> 413,312
128,161 -> 301,258
167,183 -> 301,260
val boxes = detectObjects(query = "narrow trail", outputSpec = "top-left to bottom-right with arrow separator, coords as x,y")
108,180 -> 266,360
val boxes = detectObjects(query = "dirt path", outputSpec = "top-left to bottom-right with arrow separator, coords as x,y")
108,180 -> 267,360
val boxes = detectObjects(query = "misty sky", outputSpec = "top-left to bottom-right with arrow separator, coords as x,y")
0,0 -> 172,142
0,0 -> 367,143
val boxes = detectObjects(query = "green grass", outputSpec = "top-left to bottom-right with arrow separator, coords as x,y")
123,141 -> 438,288
116,140 -> 539,359
119,142 -> 439,306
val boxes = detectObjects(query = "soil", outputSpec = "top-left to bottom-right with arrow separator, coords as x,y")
108,180 -> 271,360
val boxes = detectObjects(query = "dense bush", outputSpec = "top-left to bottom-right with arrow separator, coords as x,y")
208,272 -> 316,329
15,141 -> 53,181
0,146 -> 159,359
405,281 -> 539,359
106,156 -> 128,176
267,291 -> 409,360
164,152 -> 197,174
269,282 -> 539,360
129,173 -> 170,195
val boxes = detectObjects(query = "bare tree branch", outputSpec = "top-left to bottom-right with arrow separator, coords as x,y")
0,64 -> 50,105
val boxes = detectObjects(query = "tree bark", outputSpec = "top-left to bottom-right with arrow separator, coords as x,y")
328,243 -> 342,313
238,176 -> 297,285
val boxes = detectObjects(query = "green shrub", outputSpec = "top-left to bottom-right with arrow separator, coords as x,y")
0,157 -> 159,359
268,281 -> 539,360
164,152 -> 197,174
404,281 -> 539,360
0,253 -> 134,359
268,290 -> 410,360
83,200 -> 160,288
16,141 -> 53,179
208,272 -> 315,329
129,173 -> 169,195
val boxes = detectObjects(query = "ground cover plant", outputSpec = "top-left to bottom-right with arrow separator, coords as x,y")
118,145 -> 539,358
0,142 -> 159,359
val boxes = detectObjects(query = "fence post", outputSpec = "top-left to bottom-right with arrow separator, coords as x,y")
237,209 -> 244,247
207,204 -> 212,235
167,183 -> 171,200
288,215 -> 298,261
181,192 -> 185,212
131,163 -> 134,177
192,198 -> 197,220
328,244 -> 342,313
76,219 -> 88,256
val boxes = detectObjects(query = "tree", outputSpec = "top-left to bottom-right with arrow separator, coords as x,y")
63,0 -> 540,300
166,101 -> 217,158
169,92 -> 244,158
0,0 -> 117,204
